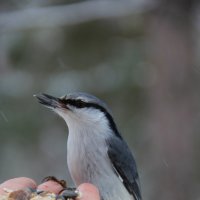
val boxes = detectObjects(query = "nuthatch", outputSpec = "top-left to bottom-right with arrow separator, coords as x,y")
35,92 -> 142,200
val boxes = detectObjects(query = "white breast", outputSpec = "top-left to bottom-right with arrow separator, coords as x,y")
66,120 -> 133,200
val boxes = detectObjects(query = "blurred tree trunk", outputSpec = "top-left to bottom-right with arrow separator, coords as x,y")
146,0 -> 199,199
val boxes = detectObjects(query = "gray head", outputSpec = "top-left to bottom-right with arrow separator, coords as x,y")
61,92 -> 110,111
34,92 -> 121,138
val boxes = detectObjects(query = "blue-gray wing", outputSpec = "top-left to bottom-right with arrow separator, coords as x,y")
107,136 -> 142,200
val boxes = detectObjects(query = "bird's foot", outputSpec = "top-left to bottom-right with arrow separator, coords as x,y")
39,176 -> 79,199
57,188 -> 79,200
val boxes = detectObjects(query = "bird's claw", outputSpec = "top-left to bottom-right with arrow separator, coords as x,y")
40,177 -> 78,200
57,188 -> 79,200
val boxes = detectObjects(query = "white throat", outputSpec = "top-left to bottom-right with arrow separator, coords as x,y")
56,107 -> 112,138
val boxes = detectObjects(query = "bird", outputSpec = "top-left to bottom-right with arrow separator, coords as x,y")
34,92 -> 142,200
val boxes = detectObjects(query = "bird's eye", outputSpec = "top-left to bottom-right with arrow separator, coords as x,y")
75,100 -> 85,108
64,99 -> 86,109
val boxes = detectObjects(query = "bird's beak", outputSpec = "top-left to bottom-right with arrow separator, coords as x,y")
34,93 -> 66,109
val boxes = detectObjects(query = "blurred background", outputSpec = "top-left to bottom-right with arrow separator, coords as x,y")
1,0 -> 200,199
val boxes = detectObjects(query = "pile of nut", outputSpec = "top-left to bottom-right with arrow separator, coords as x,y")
0,188 -> 78,200
0,177 -> 79,200
0,188 -> 59,200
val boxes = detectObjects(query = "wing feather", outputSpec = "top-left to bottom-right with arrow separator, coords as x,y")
107,137 -> 142,200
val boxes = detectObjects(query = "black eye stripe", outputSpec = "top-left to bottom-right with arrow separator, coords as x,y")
62,99 -> 86,108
